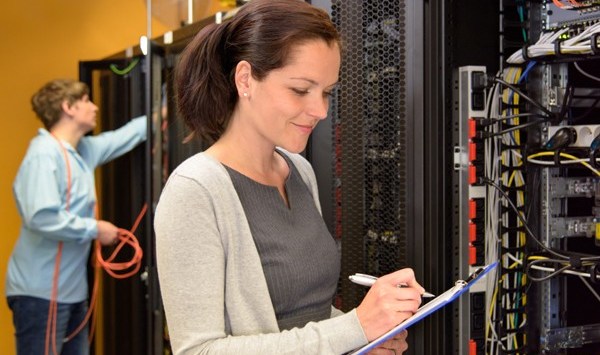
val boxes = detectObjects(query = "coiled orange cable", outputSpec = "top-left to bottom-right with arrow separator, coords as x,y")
63,204 -> 146,344
95,204 -> 146,279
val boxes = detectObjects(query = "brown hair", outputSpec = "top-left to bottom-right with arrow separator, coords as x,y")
31,79 -> 89,130
175,0 -> 340,144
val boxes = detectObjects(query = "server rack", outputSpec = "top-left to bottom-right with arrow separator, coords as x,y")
79,56 -> 155,354
308,1 -> 455,354
450,1 -> 600,354
80,13 -> 226,355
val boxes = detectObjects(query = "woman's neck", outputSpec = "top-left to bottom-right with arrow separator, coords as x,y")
49,123 -> 83,148
207,138 -> 287,188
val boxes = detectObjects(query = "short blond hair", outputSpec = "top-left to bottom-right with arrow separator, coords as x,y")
31,79 -> 89,130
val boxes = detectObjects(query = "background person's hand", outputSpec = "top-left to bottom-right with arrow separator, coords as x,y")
356,268 -> 424,341
367,330 -> 409,355
96,220 -> 119,246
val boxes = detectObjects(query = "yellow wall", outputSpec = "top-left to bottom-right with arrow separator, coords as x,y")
0,0 -> 229,353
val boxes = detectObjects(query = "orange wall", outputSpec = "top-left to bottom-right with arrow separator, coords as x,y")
0,0 -> 228,353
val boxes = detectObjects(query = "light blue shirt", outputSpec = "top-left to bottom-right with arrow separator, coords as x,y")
6,116 -> 147,303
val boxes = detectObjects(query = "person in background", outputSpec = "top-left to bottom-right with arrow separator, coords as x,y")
5,78 -> 147,355
154,0 -> 424,354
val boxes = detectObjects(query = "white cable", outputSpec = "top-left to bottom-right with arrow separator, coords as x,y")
506,252 -> 524,265
483,72 -> 502,355
579,276 -> 600,304
529,264 -> 597,278
484,72 -> 501,355
525,157 -> 590,165
507,22 -> 600,64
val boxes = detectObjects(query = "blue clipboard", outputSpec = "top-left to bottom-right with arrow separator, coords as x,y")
349,261 -> 498,355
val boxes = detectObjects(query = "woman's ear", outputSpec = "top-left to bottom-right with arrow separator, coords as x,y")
61,100 -> 74,117
235,60 -> 252,98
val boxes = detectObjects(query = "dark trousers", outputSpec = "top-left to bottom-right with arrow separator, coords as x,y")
7,295 -> 89,355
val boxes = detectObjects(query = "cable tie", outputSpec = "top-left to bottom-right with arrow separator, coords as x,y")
521,43 -> 531,62
500,143 -> 526,150
590,149 -> 600,169
591,33 -> 600,55
476,131 -> 490,139
590,263 -> 600,284
499,102 -> 525,110
570,255 -> 582,269
553,149 -> 562,166
554,39 -> 563,58
477,118 -> 495,126
500,305 -> 527,314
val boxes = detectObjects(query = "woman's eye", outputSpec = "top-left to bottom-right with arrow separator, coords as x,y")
292,88 -> 309,96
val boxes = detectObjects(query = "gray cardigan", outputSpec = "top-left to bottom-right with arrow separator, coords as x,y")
154,150 -> 368,354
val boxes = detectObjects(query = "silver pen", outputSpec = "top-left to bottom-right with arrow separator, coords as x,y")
349,273 -> 436,298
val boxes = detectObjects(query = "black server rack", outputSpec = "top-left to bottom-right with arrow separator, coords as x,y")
79,57 -> 153,354
450,1 -> 600,354
308,0 -> 454,354
79,13 -> 228,355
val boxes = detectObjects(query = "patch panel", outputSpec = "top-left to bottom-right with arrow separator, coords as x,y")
545,2 -> 600,31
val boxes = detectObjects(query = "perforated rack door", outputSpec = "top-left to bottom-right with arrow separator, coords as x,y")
328,0 -> 418,310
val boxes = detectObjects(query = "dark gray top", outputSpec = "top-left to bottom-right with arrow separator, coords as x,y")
224,153 -> 341,331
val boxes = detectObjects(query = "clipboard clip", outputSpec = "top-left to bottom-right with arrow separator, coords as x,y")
455,280 -> 467,287
455,264 -> 496,288
464,266 -> 487,284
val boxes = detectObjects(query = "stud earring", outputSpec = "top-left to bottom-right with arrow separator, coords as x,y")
243,92 -> 248,97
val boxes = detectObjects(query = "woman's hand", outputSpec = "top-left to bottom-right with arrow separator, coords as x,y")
356,268 -> 424,341
96,220 -> 119,246
367,330 -> 409,355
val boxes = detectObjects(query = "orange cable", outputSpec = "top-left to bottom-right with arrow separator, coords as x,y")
95,204 -> 146,278
552,0 -> 565,8
64,204 -> 147,342
47,133 -> 146,352
46,134 -> 71,355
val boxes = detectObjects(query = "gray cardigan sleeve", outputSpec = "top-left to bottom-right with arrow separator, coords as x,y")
154,152 -> 368,355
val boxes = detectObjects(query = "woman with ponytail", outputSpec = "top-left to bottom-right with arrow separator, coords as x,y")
154,1 -> 424,354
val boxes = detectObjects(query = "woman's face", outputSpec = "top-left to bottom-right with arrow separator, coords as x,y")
70,94 -> 98,134
244,39 -> 341,153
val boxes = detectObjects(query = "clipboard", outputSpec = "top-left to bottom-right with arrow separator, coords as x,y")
349,261 -> 498,355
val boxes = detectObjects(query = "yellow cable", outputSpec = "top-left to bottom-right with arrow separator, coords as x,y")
528,151 -> 600,176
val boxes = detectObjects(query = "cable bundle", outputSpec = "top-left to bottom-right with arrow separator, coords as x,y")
551,0 -> 597,9
480,66 -> 531,355
497,67 -> 529,355
507,22 -> 600,64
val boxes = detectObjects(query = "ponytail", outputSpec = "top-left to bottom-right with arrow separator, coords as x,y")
175,22 -> 236,144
